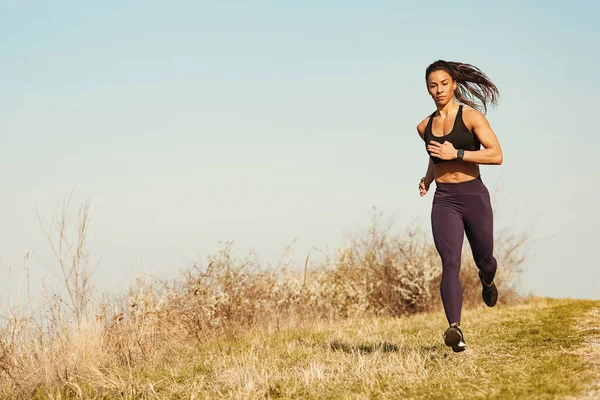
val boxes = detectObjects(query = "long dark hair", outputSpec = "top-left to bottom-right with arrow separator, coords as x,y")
426,60 -> 499,114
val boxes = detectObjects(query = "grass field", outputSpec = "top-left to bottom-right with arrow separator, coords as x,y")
2,205 -> 590,399
12,297 -> 595,399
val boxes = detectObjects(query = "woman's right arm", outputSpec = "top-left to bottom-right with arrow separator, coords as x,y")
419,159 -> 434,196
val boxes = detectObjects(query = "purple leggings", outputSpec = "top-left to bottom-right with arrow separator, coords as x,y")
431,176 -> 497,326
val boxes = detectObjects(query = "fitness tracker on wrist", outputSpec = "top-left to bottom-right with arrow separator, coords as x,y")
457,149 -> 464,161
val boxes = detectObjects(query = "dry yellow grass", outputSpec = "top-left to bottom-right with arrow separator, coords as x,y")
0,204 -> 533,398
1,297 -> 598,399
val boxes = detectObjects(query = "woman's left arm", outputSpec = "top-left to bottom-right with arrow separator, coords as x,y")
460,109 -> 503,165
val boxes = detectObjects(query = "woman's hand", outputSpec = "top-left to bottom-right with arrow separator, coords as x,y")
419,177 -> 431,197
427,141 -> 457,161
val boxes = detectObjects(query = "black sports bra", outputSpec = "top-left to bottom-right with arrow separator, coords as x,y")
423,105 -> 481,164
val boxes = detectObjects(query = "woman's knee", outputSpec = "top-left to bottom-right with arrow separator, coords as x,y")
441,257 -> 462,275
476,254 -> 497,272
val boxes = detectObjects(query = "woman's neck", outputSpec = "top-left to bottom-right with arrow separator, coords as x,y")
436,99 -> 459,117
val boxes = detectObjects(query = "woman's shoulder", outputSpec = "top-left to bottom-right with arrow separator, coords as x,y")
460,105 -> 491,131
416,116 -> 428,138
416,112 -> 435,137
461,105 -> 487,120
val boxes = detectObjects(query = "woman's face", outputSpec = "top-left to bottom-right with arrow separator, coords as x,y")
427,69 -> 456,106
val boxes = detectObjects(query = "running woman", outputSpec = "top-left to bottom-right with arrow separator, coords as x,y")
416,60 -> 502,352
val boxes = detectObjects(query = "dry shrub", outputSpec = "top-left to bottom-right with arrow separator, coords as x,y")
120,208 -> 528,340
316,213 -> 442,319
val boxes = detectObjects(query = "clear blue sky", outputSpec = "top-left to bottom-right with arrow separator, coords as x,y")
1,0 -> 598,303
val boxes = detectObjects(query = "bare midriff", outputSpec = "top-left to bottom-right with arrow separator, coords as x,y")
434,160 -> 480,183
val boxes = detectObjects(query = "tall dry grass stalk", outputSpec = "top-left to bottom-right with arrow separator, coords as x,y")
37,194 -> 95,334
0,203 -> 528,398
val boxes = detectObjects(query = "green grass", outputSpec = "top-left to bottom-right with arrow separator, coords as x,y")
30,298 -> 599,399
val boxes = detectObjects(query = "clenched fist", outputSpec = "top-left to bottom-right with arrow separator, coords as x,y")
419,177 -> 431,197
427,141 -> 457,161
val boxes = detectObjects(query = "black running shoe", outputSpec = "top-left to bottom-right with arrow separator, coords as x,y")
444,325 -> 466,353
478,270 -> 498,307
